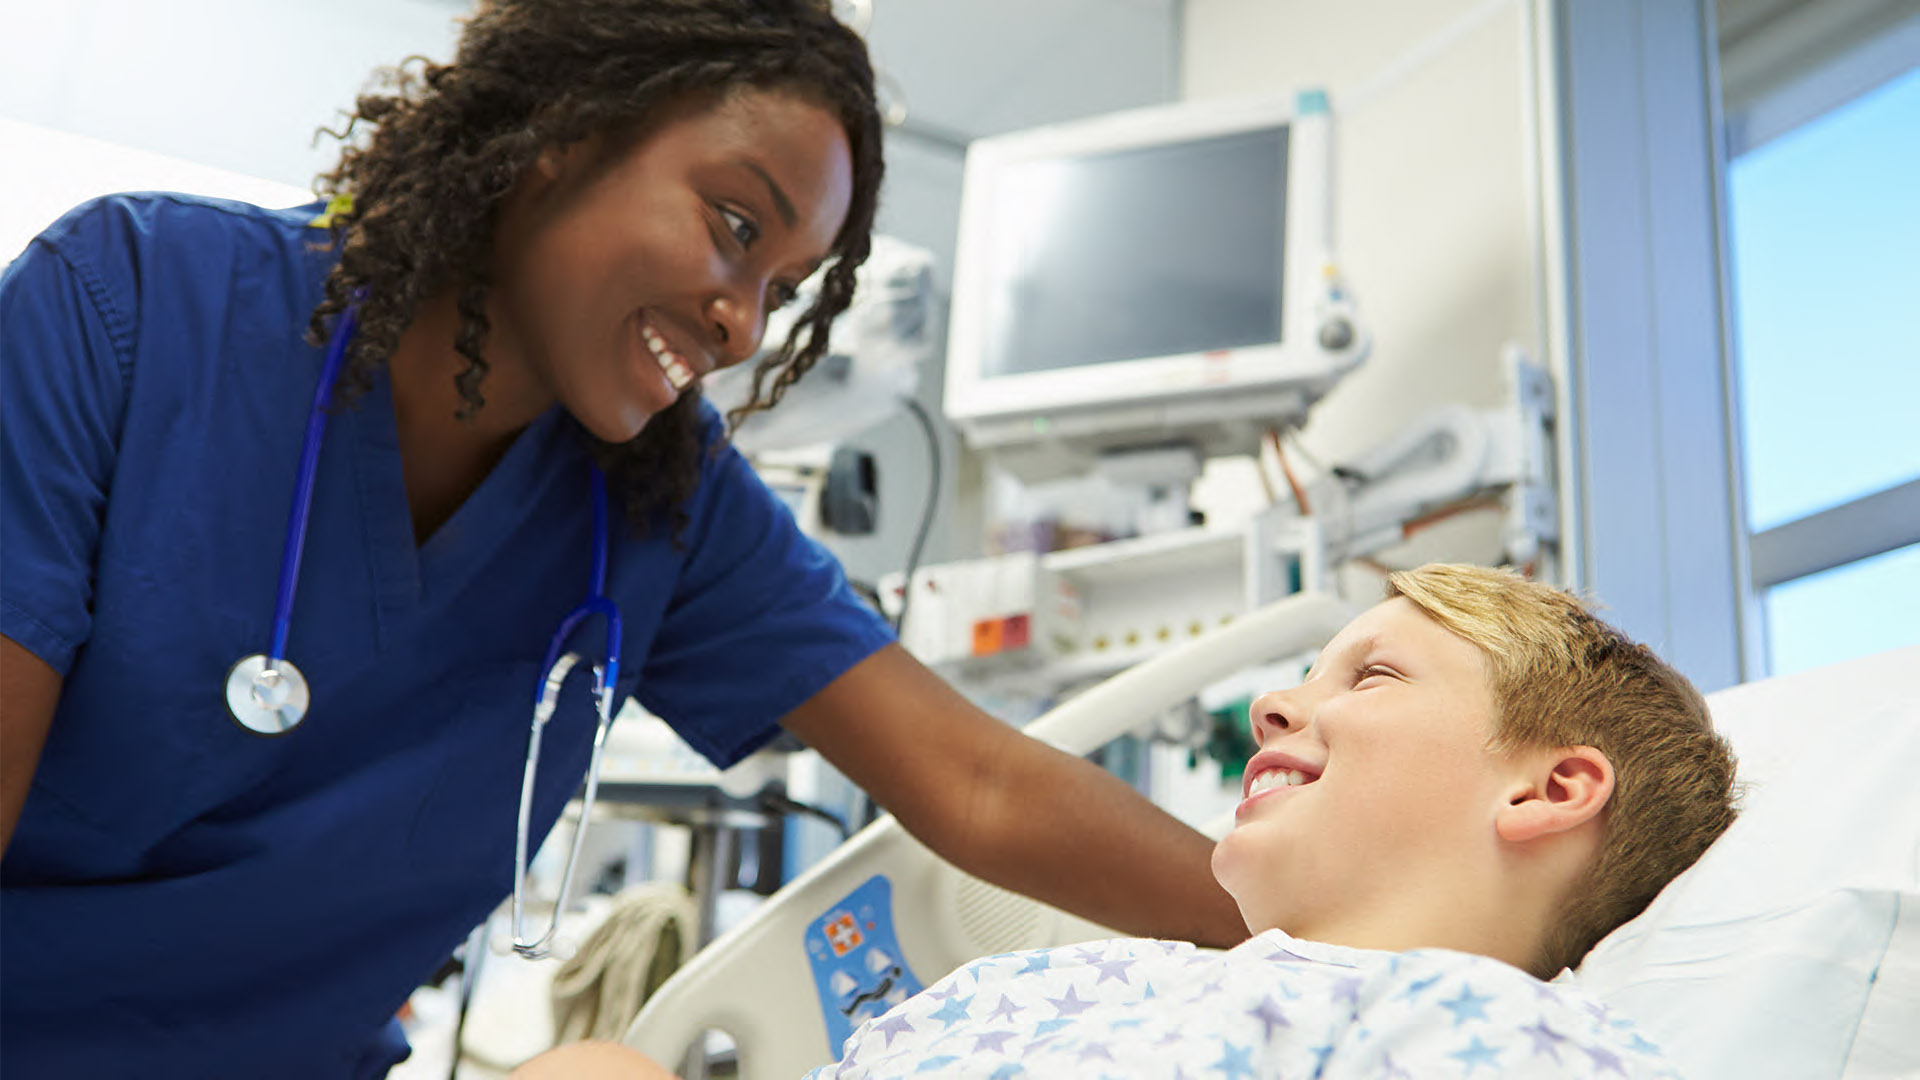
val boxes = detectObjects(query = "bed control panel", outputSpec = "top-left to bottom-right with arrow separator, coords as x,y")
804,875 -> 925,1057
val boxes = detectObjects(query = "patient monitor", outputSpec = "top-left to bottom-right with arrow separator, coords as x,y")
944,89 -> 1368,482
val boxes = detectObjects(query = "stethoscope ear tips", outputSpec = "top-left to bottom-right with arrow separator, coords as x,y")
226,654 -> 311,736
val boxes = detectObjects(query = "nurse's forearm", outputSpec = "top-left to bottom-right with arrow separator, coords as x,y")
782,645 -> 1249,948
0,636 -> 61,860
511,1041 -> 679,1079
967,734 -> 1249,948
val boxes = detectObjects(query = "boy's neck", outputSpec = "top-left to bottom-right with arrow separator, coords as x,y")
1280,861 -> 1557,977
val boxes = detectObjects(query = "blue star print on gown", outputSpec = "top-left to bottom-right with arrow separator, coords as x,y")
801,930 -> 1685,1078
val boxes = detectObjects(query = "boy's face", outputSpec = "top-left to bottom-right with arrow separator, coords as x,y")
1211,597 -> 1511,937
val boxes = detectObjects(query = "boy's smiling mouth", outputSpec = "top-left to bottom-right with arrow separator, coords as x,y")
1246,768 -> 1316,796
1240,750 -> 1325,808
1244,749 -> 1320,799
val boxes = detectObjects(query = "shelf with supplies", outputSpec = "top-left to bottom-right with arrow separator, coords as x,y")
880,513 -> 1323,699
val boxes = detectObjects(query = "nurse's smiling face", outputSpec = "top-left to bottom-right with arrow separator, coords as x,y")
486,87 -> 855,442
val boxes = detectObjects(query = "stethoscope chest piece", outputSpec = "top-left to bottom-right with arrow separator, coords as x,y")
226,654 -> 311,736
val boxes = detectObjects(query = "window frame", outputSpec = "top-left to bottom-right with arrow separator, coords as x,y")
1546,0 -> 1918,688
1722,17 -> 1920,670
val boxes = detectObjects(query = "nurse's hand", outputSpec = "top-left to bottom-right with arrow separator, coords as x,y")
510,1041 -> 681,1079
0,636 -> 61,859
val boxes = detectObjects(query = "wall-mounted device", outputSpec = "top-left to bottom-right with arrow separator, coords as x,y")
944,89 -> 1368,481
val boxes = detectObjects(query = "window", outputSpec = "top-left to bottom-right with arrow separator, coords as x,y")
1726,60 -> 1920,676
1764,542 -> 1920,676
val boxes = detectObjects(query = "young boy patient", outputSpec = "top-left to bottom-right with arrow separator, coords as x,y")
517,564 -> 1738,1078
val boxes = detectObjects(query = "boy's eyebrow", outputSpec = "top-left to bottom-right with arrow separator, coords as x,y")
1305,632 -> 1384,681
737,160 -> 798,228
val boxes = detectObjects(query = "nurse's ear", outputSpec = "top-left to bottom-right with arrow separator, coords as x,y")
527,133 -> 610,195
533,136 -> 595,182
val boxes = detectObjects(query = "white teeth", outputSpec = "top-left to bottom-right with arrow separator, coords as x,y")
1247,768 -> 1314,797
641,322 -> 695,390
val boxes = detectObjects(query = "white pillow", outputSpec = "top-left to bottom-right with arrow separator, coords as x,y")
1574,646 -> 1920,1080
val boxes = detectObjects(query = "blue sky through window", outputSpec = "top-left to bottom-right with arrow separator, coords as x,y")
1727,63 -> 1920,676
1764,542 -> 1920,676
1728,66 -> 1920,534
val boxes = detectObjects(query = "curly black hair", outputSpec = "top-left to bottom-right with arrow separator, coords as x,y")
308,0 -> 884,537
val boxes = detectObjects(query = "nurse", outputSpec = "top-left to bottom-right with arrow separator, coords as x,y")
0,1 -> 1245,1076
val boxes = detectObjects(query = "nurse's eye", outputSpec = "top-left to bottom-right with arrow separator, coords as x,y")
769,281 -> 799,311
718,206 -> 760,250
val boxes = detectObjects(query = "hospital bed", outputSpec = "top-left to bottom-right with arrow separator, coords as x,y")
623,594 -> 1920,1080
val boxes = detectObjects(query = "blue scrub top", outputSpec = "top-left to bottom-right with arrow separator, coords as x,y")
0,193 -> 895,1077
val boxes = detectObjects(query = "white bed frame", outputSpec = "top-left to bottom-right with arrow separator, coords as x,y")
622,592 -> 1354,1078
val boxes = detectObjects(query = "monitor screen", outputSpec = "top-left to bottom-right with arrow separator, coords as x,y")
979,125 -> 1289,380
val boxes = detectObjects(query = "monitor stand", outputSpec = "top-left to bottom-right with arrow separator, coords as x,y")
1091,441 -> 1206,536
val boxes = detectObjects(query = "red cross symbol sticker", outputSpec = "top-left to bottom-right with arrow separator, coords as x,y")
824,912 -> 863,956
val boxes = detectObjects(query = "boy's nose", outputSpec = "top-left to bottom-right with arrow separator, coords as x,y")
1248,686 -> 1312,743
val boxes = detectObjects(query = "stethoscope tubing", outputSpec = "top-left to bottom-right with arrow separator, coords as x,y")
511,470 -> 621,959
533,476 -> 621,708
270,306 -> 359,664
238,302 -> 625,958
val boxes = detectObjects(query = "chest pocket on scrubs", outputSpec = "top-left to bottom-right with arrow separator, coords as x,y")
20,563 -> 292,879
407,659 -> 629,878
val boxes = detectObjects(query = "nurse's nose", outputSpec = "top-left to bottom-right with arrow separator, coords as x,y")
705,286 -> 768,369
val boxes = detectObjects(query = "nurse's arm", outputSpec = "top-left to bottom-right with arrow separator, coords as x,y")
781,642 -> 1249,948
510,1041 -> 680,1079
1,636 -> 61,858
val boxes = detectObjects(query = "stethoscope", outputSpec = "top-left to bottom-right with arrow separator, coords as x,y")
224,307 -> 623,959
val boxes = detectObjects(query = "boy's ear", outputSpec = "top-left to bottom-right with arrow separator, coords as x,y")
1496,746 -> 1614,844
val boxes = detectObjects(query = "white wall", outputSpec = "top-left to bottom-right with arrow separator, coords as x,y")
0,119 -> 313,264
0,0 -> 1180,588
1182,0 -> 1545,571
0,0 -> 467,195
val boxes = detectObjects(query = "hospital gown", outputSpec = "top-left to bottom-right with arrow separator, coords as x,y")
804,930 -> 1682,1079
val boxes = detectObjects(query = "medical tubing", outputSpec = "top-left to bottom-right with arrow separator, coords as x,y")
447,921 -> 490,1080
759,789 -> 850,840
891,394 -> 942,633
268,306 -> 358,662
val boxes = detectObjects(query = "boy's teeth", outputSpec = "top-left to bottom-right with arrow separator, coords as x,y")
1248,768 -> 1313,796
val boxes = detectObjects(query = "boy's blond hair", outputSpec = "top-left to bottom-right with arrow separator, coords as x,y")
1385,564 -> 1737,977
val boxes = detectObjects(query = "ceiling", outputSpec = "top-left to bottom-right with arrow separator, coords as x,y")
1717,0 -> 1920,109
858,0 -> 1180,147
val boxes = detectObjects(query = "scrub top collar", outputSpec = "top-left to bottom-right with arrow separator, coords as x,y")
345,368 -> 576,641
